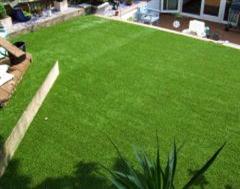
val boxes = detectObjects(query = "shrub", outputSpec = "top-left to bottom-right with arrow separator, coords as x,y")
0,3 -> 7,19
103,135 -> 225,189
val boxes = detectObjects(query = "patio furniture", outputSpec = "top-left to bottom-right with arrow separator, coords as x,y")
135,0 -> 160,24
141,8 -> 160,24
135,6 -> 160,24
182,20 -> 207,38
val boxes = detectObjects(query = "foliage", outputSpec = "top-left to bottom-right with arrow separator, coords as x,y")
0,3 -> 7,19
23,11 -> 31,17
103,135 -> 225,189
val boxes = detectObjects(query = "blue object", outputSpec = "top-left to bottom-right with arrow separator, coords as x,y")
12,7 -> 31,22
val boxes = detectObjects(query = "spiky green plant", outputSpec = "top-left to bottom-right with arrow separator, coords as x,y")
103,136 -> 225,189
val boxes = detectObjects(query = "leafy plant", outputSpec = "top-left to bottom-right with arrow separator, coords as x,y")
0,3 -> 7,19
103,135 -> 225,189
23,11 -> 31,17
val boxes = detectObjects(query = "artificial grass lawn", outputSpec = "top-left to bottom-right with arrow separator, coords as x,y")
0,15 -> 240,188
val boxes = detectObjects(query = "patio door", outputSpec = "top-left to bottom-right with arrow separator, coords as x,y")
181,0 -> 226,22
202,0 -> 224,21
161,0 -> 180,12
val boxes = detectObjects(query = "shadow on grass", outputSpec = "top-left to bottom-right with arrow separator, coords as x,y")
0,136 -> 31,188
188,169 -> 209,189
34,161 -> 111,189
0,159 -> 112,189
0,156 -> 235,189
0,159 -> 32,189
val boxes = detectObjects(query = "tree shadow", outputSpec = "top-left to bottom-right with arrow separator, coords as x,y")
0,154 -> 235,189
0,159 -> 32,189
34,161 -> 112,189
0,134 -> 32,189
224,184 -> 233,189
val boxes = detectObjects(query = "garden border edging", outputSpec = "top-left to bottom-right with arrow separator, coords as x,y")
0,62 -> 60,177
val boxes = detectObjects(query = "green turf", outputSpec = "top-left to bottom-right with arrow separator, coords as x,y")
0,15 -> 240,188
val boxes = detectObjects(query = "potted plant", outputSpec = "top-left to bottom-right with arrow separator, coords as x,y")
0,2 -> 12,32
54,0 -> 68,12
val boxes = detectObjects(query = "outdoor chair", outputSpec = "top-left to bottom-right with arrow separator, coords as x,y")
135,6 -> 160,24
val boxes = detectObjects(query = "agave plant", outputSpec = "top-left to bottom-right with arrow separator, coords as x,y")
102,135 -> 225,189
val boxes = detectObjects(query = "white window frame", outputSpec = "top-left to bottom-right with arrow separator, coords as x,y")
161,0 -> 180,13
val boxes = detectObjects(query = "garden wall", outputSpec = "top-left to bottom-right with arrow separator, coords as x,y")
9,8 -> 85,38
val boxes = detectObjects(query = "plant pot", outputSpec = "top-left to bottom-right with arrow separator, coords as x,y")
0,16 -> 12,32
9,42 -> 26,65
54,0 -> 68,12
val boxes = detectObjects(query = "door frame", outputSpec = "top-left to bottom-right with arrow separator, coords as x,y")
161,0 -> 180,13
177,0 -> 228,23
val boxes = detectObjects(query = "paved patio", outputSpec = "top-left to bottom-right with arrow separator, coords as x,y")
154,14 -> 240,45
